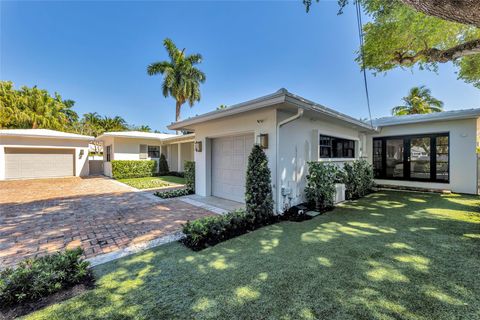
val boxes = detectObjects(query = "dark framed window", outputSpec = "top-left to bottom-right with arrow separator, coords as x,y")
319,135 -> 355,158
148,146 -> 160,158
106,145 -> 111,162
373,133 -> 449,183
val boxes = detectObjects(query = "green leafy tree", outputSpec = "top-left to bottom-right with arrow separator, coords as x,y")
303,0 -> 480,88
0,81 -> 78,130
245,145 -> 274,225
392,86 -> 443,115
147,38 -> 206,122
305,162 -> 338,211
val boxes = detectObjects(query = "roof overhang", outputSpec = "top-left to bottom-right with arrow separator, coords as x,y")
373,109 -> 480,127
0,132 -> 94,141
168,89 -> 378,133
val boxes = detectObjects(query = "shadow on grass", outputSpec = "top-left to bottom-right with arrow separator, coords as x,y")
25,191 -> 480,320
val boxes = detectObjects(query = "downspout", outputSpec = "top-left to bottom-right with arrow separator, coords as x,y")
275,108 -> 304,214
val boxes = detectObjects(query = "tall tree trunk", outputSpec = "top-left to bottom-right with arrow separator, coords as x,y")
175,101 -> 182,122
401,0 -> 480,28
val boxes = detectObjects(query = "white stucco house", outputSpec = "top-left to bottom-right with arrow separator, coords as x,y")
168,88 -> 480,212
0,129 -> 93,180
96,131 -> 195,177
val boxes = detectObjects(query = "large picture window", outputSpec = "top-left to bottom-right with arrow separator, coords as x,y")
319,135 -> 355,159
373,133 -> 449,183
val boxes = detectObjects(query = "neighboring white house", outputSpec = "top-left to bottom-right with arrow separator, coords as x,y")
169,89 -> 480,212
96,131 -> 195,177
0,129 -> 93,180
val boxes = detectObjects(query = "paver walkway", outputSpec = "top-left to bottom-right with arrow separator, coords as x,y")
0,177 -> 214,267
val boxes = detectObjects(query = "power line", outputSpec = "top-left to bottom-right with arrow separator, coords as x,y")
355,0 -> 373,127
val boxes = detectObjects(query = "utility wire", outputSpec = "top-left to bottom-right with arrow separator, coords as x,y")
355,0 -> 373,127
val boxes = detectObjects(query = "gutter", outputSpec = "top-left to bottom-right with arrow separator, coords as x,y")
275,108 -> 304,214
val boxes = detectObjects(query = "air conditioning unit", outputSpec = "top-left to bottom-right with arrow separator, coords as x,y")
334,183 -> 346,204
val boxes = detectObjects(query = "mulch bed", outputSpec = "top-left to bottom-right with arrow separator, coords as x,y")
0,277 -> 95,320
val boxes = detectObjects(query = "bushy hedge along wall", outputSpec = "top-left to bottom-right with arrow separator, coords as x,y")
184,161 -> 195,192
111,160 -> 157,179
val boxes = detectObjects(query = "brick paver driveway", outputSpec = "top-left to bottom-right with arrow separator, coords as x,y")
0,177 -> 214,267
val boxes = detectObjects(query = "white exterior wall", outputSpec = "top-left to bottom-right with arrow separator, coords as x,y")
277,112 -> 366,211
192,107 -> 278,208
110,137 -> 161,161
0,136 -> 90,180
366,118 -> 478,194
179,142 -> 194,171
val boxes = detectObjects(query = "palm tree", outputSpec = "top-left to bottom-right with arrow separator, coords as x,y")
147,38 -> 206,122
392,86 -> 444,116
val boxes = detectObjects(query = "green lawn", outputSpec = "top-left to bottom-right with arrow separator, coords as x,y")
117,175 -> 185,189
26,191 -> 480,319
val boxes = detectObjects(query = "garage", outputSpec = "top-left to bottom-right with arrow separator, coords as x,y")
211,133 -> 254,202
5,148 -> 75,179
0,129 -> 93,180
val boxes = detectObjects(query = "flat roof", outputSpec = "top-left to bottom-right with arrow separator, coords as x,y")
373,108 -> 480,127
168,88 -> 376,132
97,131 -> 177,140
0,129 -> 94,141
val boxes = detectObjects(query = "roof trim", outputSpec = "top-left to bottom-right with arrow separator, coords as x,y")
373,108 -> 480,127
161,133 -> 195,142
0,130 -> 93,141
168,89 -> 377,132
168,90 -> 287,130
96,131 -> 176,140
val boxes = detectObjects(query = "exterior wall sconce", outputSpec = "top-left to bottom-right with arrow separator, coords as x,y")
79,149 -> 84,159
257,133 -> 269,149
194,141 -> 203,152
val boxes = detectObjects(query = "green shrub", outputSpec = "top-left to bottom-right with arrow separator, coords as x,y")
167,171 -> 185,178
184,161 -> 195,192
111,160 -> 156,179
158,154 -> 169,175
0,248 -> 93,308
182,209 -> 256,250
305,162 -> 339,211
342,159 -> 374,200
245,145 -> 274,225
155,188 -> 193,199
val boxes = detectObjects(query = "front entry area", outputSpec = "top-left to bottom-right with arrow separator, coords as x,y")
4,147 -> 75,179
211,133 -> 254,202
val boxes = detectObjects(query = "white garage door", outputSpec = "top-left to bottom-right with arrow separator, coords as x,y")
212,133 -> 254,202
5,148 -> 75,180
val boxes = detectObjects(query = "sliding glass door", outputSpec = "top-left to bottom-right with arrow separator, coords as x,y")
373,133 -> 449,183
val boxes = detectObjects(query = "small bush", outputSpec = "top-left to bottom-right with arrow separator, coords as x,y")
111,160 -> 156,179
0,248 -> 93,309
182,209 -> 263,250
245,145 -> 274,225
155,188 -> 193,199
184,161 -> 195,192
342,159 -> 374,200
305,162 -> 339,211
158,154 -> 169,175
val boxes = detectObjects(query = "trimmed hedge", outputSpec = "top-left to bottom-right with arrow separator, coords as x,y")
0,248 -> 93,309
111,160 -> 156,179
154,188 -> 193,199
184,161 -> 195,192
341,159 -> 374,200
182,209 -> 273,250
305,162 -> 339,211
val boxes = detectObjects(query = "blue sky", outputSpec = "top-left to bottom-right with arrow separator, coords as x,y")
1,1 -> 479,133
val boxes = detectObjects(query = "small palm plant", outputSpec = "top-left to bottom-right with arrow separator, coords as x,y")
392,86 -> 444,115
147,38 -> 206,122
